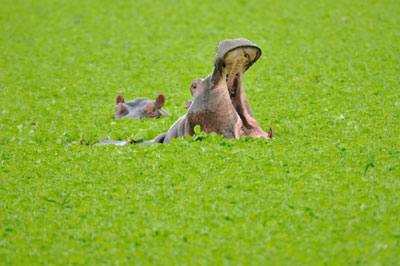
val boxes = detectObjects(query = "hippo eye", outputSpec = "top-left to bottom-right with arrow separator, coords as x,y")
193,85 -> 197,89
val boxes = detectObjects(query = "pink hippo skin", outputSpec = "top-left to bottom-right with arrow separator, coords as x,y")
138,38 -> 273,145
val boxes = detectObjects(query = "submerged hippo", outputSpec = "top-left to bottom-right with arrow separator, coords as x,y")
114,93 -> 168,119
101,38 -> 272,146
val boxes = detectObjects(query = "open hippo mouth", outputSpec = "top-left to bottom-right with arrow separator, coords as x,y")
187,38 -> 272,139
224,47 -> 259,98
217,40 -> 262,131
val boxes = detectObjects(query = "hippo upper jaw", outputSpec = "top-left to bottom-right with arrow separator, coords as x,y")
212,39 -> 261,83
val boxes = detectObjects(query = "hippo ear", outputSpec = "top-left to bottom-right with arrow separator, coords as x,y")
145,103 -> 157,116
190,79 -> 202,96
116,94 -> 125,104
155,94 -> 165,108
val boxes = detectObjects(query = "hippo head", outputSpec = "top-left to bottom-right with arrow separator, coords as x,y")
186,38 -> 272,139
115,94 -> 169,119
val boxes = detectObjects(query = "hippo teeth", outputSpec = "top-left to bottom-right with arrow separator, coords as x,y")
226,73 -> 240,97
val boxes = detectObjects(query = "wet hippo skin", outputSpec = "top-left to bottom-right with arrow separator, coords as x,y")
138,38 -> 273,145
114,93 -> 168,119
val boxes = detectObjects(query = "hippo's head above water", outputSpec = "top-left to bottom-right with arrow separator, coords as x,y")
114,93 -> 169,119
185,38 -> 272,139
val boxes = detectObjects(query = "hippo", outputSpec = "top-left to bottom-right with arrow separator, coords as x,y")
114,93 -> 168,119
101,38 -> 272,146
